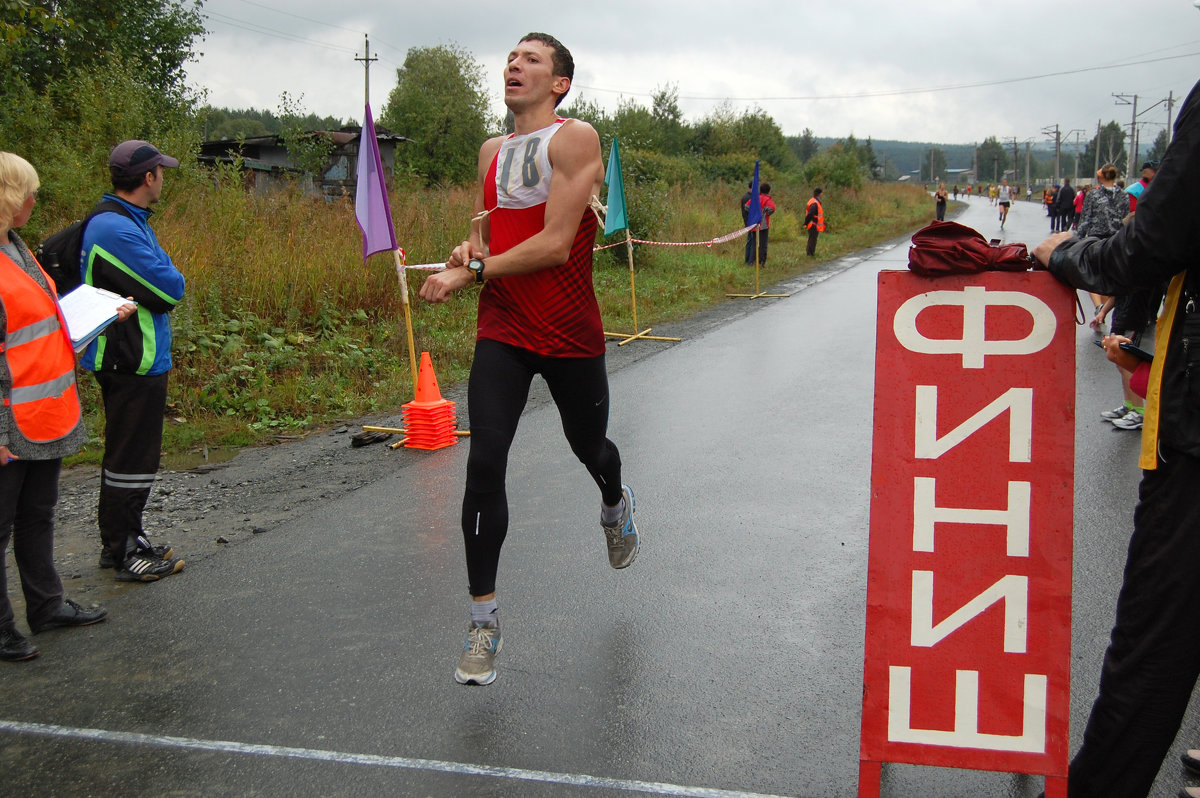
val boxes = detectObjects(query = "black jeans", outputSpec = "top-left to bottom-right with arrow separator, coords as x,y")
460,339 -> 623,596
95,371 -> 168,563
1068,449 -> 1200,797
0,458 -> 64,630
806,227 -> 820,256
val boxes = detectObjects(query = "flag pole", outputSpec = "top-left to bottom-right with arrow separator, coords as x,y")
727,160 -> 789,300
625,229 -> 638,332
392,248 -> 419,389
601,137 -> 679,346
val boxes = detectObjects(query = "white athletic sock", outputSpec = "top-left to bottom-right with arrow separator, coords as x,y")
601,498 -> 625,527
471,599 -> 498,628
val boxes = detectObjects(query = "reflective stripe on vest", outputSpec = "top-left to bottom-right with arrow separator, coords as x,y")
805,198 -> 826,232
0,251 -> 81,443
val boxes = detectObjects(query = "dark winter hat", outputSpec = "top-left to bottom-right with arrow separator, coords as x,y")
108,140 -> 179,178
1141,160 -> 1159,171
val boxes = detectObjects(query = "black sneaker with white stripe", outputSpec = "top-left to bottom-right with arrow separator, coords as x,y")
99,538 -> 174,569
115,549 -> 185,582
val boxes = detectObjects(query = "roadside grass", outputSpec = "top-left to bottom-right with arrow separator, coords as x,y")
66,176 -> 931,463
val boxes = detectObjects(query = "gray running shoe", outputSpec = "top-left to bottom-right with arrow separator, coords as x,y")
602,485 -> 639,569
455,624 -> 502,686
1100,405 -> 1130,420
1112,410 -> 1144,430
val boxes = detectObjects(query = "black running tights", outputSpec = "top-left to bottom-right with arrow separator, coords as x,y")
461,339 -> 622,597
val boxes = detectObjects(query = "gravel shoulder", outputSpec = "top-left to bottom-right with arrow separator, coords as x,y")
13,250 -> 889,620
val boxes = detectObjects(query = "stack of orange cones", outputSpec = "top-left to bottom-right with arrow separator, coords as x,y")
402,351 -> 458,451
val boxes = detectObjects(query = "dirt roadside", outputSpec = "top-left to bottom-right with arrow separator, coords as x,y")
8,255 -> 868,620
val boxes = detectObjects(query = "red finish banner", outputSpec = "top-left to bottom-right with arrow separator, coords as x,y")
859,271 -> 1076,792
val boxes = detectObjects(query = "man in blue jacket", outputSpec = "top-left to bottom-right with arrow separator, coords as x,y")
81,140 -> 186,582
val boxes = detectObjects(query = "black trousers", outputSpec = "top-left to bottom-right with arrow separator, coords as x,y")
744,229 -> 768,265
0,458 -> 64,630
95,371 -> 167,564
1068,449 -> 1200,797
806,227 -> 820,256
460,339 -> 622,597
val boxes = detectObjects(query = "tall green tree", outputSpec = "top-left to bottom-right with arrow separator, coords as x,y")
380,43 -> 490,186
650,84 -> 687,155
1078,121 -> 1127,175
976,137 -> 1008,183
0,1 -> 204,228
1,0 -> 204,100
921,148 -> 948,183
1146,128 -> 1169,163
787,129 -> 820,163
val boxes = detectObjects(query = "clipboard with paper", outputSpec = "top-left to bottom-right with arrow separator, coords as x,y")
57,284 -> 134,352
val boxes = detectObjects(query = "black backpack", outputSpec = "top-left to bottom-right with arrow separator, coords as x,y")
36,200 -> 132,295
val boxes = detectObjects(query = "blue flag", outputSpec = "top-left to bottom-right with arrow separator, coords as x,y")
604,137 -> 628,236
746,161 -> 762,228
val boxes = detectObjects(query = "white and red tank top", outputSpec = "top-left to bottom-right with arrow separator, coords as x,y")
478,118 -> 603,358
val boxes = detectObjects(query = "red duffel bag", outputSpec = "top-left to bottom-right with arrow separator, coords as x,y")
907,220 -> 1031,276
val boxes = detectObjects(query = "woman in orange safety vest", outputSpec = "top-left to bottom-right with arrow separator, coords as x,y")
0,152 -> 131,662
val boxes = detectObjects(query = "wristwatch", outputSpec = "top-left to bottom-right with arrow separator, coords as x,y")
467,257 -> 486,284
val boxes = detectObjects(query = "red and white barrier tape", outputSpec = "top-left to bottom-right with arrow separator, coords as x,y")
400,225 -> 754,271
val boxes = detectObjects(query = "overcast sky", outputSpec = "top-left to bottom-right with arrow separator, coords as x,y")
188,0 -> 1200,146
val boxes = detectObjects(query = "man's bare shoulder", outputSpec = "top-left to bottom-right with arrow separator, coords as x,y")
480,135 -> 506,160
549,118 -> 601,165
557,118 -> 600,144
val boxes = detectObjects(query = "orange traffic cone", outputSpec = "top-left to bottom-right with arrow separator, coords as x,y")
402,352 -> 458,450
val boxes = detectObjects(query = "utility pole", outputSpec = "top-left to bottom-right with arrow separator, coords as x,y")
1094,119 -> 1101,176
1003,136 -> 1018,184
1167,90 -> 1176,144
1042,123 -> 1061,183
1023,139 -> 1033,190
1064,129 -> 1084,184
355,34 -> 378,110
1114,93 -> 1138,179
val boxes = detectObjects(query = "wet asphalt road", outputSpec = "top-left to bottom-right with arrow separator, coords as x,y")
2,195 -> 1197,798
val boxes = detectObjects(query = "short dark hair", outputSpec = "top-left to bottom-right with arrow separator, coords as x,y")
813,187 -> 823,197
760,183 -> 771,194
519,32 -> 574,107
111,170 -> 151,193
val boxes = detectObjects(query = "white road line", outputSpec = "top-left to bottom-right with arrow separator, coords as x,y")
0,719 -> 795,798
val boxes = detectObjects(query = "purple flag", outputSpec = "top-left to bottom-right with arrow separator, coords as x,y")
355,104 -> 397,261
746,161 -> 762,227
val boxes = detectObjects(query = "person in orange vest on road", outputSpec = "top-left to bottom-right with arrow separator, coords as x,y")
0,152 -> 134,662
804,187 -> 825,257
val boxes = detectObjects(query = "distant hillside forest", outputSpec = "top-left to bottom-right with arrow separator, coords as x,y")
200,105 -> 347,140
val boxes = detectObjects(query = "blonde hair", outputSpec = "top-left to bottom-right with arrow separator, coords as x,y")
0,152 -> 39,231
1099,163 -> 1119,182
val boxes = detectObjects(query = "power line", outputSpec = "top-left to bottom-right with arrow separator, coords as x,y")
231,0 -> 364,35
227,0 -> 409,58
202,11 -> 357,54
575,51 -> 1200,103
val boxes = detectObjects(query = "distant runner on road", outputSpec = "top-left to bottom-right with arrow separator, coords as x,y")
996,178 -> 1013,229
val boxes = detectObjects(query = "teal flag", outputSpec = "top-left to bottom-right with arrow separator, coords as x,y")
604,137 -> 628,236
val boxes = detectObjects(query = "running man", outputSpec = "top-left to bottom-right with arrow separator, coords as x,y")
419,32 -> 638,687
997,178 -> 1013,229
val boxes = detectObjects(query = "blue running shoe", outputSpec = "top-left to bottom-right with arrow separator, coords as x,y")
602,485 -> 639,569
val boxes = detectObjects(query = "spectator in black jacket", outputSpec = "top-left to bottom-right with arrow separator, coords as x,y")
1033,76 -> 1200,798
1053,178 -> 1076,231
